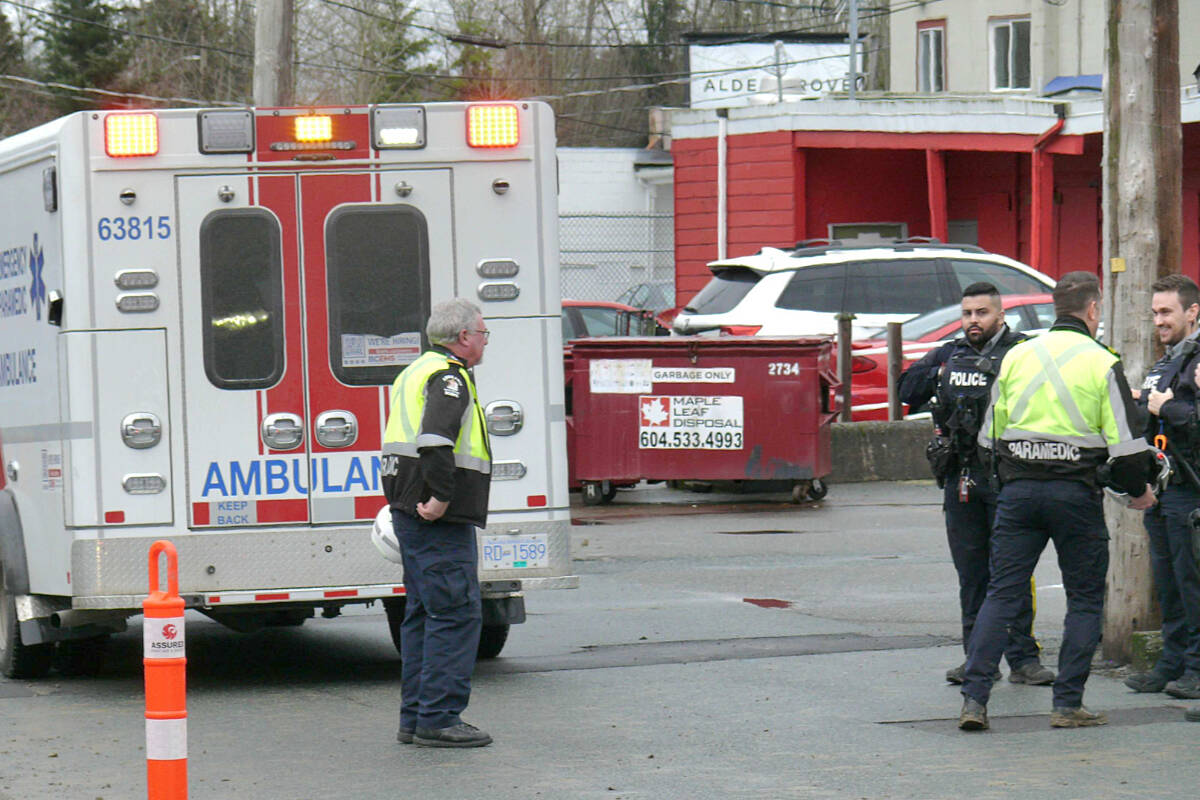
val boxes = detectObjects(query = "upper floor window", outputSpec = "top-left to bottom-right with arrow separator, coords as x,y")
990,17 -> 1031,91
917,21 -> 945,92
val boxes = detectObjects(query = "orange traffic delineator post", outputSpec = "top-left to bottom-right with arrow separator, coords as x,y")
143,540 -> 187,799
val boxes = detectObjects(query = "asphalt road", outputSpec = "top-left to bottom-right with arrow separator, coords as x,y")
2,480 -> 1199,799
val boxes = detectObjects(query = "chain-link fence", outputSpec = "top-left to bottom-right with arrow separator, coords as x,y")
559,213 -> 675,308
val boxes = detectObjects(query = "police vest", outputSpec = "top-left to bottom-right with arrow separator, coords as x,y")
935,330 -> 1023,459
1140,340 -> 1200,468
382,350 -> 490,475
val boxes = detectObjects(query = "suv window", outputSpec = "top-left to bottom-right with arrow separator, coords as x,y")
950,259 -> 1047,295
775,263 -> 845,312
843,259 -> 943,314
686,268 -> 760,314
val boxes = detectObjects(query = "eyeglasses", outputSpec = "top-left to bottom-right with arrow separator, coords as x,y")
470,329 -> 490,342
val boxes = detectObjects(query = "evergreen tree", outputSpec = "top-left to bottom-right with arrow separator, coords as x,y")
37,0 -> 127,112
363,0 -> 432,103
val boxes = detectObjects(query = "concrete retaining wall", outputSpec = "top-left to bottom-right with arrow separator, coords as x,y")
829,419 -> 935,483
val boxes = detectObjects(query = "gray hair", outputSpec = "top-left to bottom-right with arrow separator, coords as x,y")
427,298 -> 482,346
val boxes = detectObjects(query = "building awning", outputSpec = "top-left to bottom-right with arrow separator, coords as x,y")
1043,74 -> 1102,97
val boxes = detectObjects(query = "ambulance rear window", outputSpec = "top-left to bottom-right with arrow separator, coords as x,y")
199,209 -> 285,389
326,205 -> 431,385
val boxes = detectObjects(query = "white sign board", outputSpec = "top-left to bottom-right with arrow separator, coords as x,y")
689,41 -> 864,108
637,395 -> 744,450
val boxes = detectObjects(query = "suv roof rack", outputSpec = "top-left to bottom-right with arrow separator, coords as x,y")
784,237 -> 987,257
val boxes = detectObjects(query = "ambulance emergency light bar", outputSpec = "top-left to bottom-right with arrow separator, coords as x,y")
124,103 -> 523,156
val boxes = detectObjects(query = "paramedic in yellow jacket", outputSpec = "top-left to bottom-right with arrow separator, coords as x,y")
381,298 -> 493,748
957,271 -> 1157,732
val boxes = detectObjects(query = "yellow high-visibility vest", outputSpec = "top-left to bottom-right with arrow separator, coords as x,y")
382,350 -> 490,474
980,329 -> 1144,459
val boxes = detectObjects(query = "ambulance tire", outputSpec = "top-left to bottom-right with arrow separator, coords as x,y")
0,567 -> 53,679
383,597 -> 406,657
477,624 -> 509,660
55,634 -> 110,677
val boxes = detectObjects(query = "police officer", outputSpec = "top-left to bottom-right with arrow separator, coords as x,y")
1123,274 -> 1200,701
381,298 -> 493,748
900,282 -> 1054,687
958,271 -> 1156,731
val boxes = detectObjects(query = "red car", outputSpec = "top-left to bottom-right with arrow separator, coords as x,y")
848,293 -> 1055,421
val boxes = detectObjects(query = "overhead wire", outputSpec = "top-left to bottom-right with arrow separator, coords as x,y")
0,0 -> 935,108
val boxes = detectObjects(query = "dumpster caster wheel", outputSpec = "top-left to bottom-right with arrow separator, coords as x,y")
791,479 -> 828,503
582,481 -> 612,506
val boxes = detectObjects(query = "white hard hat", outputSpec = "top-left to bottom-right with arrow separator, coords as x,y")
371,505 -> 404,564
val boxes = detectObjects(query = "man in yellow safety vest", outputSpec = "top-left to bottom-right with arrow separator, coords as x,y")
958,271 -> 1157,731
381,298 -> 493,747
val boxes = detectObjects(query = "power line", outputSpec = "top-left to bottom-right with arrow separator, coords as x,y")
0,72 -> 241,106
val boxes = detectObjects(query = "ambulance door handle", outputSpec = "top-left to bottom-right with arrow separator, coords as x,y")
262,413 -> 304,451
315,410 -> 358,448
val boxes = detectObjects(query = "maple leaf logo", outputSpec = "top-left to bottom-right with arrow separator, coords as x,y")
640,396 -> 670,427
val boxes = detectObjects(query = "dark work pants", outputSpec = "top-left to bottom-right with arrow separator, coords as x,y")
943,473 -> 1040,668
963,480 -> 1108,709
1143,485 -> 1200,677
393,509 -> 482,731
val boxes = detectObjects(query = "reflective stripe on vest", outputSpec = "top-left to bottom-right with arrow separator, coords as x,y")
988,330 -> 1134,450
382,350 -> 491,474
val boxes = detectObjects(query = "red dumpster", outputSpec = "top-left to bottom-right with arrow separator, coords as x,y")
569,336 -> 839,504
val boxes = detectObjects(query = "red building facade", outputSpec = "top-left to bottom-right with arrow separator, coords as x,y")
671,99 -> 1200,304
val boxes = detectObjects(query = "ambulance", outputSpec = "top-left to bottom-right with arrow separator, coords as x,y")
0,101 -> 576,678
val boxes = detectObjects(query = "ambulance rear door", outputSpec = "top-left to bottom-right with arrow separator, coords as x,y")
177,169 -> 453,527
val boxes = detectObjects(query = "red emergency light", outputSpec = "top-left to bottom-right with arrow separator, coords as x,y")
104,113 -> 159,157
466,104 -> 519,148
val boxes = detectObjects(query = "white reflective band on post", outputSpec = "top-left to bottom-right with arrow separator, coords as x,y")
143,616 -> 186,658
145,718 -> 187,760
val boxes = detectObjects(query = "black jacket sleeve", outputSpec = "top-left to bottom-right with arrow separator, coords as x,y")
1106,363 -> 1155,496
417,368 -> 471,502
898,342 -> 950,411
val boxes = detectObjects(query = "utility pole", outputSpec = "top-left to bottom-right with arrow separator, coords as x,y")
253,0 -> 294,106
1101,0 -> 1181,662
847,0 -> 859,100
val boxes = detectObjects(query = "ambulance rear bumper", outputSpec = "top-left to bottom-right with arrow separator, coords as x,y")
67,521 -> 576,609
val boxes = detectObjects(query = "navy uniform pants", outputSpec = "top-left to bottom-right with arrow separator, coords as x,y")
963,480 -> 1108,709
943,470 -> 1040,668
393,509 -> 482,731
1143,485 -> 1200,677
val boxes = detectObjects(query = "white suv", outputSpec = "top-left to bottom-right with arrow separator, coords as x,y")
672,241 -> 1056,337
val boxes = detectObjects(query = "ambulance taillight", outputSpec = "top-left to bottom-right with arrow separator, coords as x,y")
466,104 -> 519,148
104,113 -> 159,157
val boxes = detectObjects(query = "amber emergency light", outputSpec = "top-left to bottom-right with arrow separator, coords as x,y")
466,104 -> 519,148
294,115 -> 333,142
105,113 -> 159,157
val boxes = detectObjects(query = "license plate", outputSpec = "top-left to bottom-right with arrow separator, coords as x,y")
480,534 -> 549,570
